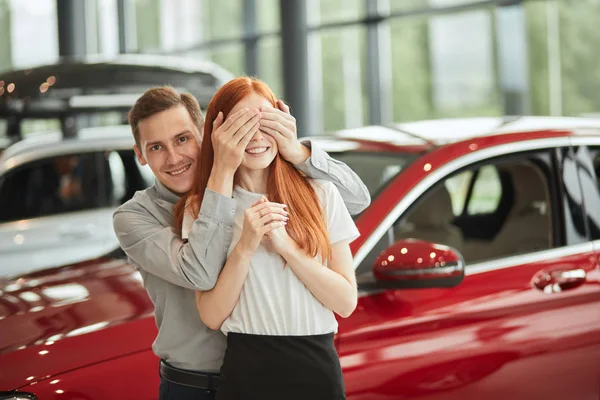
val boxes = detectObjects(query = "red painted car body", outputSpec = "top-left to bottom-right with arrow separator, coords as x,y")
1,117 -> 600,400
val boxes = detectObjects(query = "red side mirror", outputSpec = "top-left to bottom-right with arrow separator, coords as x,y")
373,239 -> 465,289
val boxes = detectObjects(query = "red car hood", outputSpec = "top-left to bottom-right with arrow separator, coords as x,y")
0,257 -> 156,390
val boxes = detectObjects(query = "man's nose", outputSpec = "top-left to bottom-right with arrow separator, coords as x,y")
166,146 -> 183,164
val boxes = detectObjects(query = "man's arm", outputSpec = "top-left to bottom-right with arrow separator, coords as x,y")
113,189 -> 235,291
295,141 -> 371,215
195,244 -> 250,330
259,102 -> 371,215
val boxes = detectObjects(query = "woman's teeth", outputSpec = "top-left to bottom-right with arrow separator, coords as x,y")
168,164 -> 190,176
246,147 -> 268,154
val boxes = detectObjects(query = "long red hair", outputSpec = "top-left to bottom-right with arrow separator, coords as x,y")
174,77 -> 332,261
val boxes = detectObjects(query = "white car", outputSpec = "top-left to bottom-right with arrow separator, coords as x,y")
0,54 -> 234,277
0,125 -> 151,277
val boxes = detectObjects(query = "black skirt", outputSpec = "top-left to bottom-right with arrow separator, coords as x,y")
216,332 -> 346,400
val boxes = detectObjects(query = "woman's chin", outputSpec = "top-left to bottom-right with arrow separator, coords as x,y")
241,155 -> 277,170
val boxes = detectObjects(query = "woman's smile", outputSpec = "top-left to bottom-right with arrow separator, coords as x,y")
245,146 -> 270,156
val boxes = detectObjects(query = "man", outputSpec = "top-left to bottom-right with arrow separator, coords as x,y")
113,86 -> 370,400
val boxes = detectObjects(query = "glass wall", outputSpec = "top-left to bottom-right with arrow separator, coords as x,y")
428,10 -> 501,118
258,37 -> 283,96
0,0 -> 11,72
389,16 -> 432,122
2,0 -> 58,70
318,26 -> 368,131
135,0 -> 161,52
0,0 -> 121,71
1,0 -> 600,134
556,0 -> 600,117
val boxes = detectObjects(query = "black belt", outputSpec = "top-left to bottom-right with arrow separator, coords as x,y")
159,359 -> 220,390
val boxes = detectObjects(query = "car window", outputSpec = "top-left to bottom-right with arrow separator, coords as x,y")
576,146 -> 600,240
103,149 -> 153,206
444,170 -> 472,215
555,147 -> 588,246
332,152 -> 416,201
0,149 -> 152,224
357,154 -> 556,277
466,165 -> 502,215
0,152 -> 105,223
0,119 -> 6,138
107,151 -> 127,202
444,165 -> 502,217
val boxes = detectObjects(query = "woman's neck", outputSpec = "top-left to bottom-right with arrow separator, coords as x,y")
236,167 -> 269,194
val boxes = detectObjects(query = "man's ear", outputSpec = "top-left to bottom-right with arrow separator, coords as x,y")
133,145 -> 147,166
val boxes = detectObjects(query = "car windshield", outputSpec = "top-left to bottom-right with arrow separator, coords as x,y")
331,151 -> 416,214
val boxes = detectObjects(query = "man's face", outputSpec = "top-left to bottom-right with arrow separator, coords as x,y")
134,105 -> 201,195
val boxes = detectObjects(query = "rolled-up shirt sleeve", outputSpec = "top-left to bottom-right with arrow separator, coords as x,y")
295,140 -> 371,215
113,189 -> 236,291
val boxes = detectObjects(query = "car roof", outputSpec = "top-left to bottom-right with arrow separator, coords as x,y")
0,125 -> 135,174
324,116 -> 600,149
0,54 -> 235,118
391,116 -> 600,145
0,53 -> 234,90
316,116 -> 598,152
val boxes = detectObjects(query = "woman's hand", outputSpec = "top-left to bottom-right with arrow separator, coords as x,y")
266,225 -> 295,256
259,101 -> 310,166
237,197 -> 288,256
251,196 -> 295,256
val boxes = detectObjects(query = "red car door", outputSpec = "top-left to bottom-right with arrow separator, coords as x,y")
339,149 -> 600,400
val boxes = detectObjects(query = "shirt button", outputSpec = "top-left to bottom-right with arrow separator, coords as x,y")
224,247 -> 227,252
231,209 -> 235,214
316,161 -> 321,167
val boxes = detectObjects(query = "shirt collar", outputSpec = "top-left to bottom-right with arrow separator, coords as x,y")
154,179 -> 182,204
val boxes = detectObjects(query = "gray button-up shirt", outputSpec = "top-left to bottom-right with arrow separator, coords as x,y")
113,143 -> 370,372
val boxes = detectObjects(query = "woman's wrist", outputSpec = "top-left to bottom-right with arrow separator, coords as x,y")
278,238 -> 300,261
234,241 -> 256,260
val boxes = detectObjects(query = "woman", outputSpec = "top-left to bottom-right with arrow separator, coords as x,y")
175,77 -> 359,400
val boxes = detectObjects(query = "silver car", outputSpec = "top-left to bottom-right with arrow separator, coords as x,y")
0,125 -> 150,277
0,54 -> 234,277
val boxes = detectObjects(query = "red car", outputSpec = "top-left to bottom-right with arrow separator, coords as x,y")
2,117 -> 600,400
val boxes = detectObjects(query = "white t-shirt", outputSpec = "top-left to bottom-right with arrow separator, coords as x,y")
183,179 -> 360,336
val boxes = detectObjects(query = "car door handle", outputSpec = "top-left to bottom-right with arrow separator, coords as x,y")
533,268 -> 586,293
